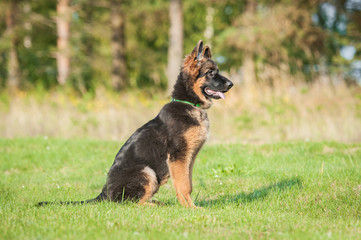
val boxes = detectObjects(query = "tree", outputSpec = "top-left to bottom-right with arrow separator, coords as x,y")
242,0 -> 257,89
315,1 -> 361,71
56,0 -> 71,85
1,0 -> 360,92
110,0 -> 127,91
217,0 -> 325,84
167,0 -> 183,94
5,0 -> 21,90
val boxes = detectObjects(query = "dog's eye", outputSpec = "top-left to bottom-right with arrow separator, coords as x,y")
207,70 -> 216,78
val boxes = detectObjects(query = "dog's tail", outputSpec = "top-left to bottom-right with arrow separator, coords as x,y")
36,192 -> 105,207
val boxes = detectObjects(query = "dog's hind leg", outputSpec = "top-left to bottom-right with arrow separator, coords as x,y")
138,166 -> 159,206
106,165 -> 159,203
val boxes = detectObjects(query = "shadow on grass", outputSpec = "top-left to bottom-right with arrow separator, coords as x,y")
197,177 -> 302,207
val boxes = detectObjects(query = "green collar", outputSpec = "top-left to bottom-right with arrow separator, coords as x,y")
171,98 -> 201,108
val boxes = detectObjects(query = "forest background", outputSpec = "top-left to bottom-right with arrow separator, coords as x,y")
1,0 -> 361,143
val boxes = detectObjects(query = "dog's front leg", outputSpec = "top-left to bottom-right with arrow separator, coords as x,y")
168,159 -> 196,208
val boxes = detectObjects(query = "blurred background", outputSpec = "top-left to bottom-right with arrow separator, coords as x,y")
0,0 -> 360,143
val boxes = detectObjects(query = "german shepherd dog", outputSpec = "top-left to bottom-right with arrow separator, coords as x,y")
38,40 -> 233,208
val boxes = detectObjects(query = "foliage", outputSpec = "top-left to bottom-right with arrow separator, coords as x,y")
215,1 -> 325,80
0,0 -> 360,92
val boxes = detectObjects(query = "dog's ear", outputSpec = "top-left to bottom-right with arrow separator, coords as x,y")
196,41 -> 204,61
191,40 -> 204,61
203,46 -> 212,59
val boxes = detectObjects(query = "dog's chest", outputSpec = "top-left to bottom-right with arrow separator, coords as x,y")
187,109 -> 209,143
198,112 -> 209,141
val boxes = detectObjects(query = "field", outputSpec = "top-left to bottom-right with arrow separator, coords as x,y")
1,82 -> 361,144
1,138 -> 361,239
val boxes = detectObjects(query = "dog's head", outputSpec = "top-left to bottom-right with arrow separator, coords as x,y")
181,40 -> 233,108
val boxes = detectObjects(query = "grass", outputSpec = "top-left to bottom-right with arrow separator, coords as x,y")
1,82 -> 361,143
1,138 -> 361,239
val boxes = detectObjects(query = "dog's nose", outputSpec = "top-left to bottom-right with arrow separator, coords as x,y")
226,80 -> 233,90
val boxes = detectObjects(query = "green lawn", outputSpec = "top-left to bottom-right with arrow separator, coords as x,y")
1,138 -> 360,239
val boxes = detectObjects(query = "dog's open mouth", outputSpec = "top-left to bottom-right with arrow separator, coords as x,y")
204,87 -> 226,99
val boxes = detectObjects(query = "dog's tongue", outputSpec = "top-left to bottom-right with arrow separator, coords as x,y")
217,91 -> 225,99
206,88 -> 225,99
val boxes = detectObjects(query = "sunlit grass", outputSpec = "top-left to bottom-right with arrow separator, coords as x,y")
1,82 -> 360,144
1,138 -> 361,239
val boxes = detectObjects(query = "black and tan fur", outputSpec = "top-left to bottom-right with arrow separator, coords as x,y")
38,40 -> 233,208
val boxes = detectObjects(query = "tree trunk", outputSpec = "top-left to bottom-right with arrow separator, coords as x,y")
246,0 -> 256,13
243,0 -> 257,88
6,1 -> 21,90
204,7 -> 214,48
242,0 -> 257,101
167,0 -> 183,94
111,0 -> 127,91
56,0 -> 71,85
